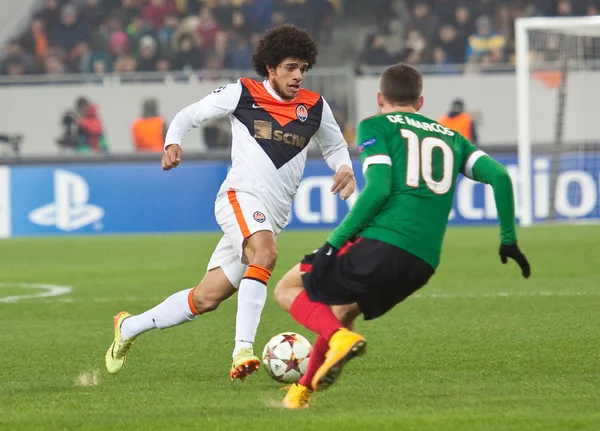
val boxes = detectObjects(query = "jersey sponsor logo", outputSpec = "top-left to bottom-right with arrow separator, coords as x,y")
358,138 -> 376,154
253,120 -> 308,149
212,84 -> 227,93
28,170 -> 105,232
296,104 -> 308,122
252,103 -> 264,109
253,211 -> 266,223
273,130 -> 306,148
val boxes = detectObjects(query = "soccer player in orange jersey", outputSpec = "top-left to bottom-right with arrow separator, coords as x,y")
105,24 -> 356,381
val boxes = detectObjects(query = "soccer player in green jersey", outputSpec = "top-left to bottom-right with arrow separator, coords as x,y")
273,63 -> 531,409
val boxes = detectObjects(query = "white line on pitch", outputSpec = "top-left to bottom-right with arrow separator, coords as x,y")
0,283 -> 72,303
4,290 -> 599,305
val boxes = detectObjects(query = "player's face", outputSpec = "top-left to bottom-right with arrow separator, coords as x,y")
267,58 -> 309,100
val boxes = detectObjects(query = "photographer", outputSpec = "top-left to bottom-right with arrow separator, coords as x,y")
57,97 -> 109,154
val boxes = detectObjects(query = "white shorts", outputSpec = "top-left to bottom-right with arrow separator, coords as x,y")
207,190 -> 282,288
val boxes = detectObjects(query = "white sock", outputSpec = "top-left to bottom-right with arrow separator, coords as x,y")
233,278 -> 267,357
121,288 -> 197,340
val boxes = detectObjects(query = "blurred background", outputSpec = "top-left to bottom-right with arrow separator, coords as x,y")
0,0 -> 599,237
1,0 -> 597,157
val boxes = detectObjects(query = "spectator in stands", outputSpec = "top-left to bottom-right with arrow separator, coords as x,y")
588,1 -> 600,15
224,34 -> 252,70
241,0 -> 274,32
86,35 -> 113,73
131,98 -> 167,152
51,4 -> 89,54
126,15 -> 152,51
472,0 -> 496,20
40,0 -> 63,34
171,33 -> 204,71
213,0 -> 235,31
109,30 -> 131,57
408,0 -> 438,40
197,6 -> 222,53
356,33 -> 393,71
431,46 -> 456,73
91,58 -> 109,76
44,54 -> 68,74
113,54 -> 137,73
80,0 -> 108,29
157,13 -> 180,56
19,17 -> 49,63
136,36 -> 159,71
156,57 -> 172,71
114,0 -> 143,26
1,40 -> 35,75
3,59 -> 26,76
493,4 -> 513,45
431,0 -> 456,23
556,0 -> 574,17
466,15 -> 506,64
230,9 -> 253,39
143,0 -> 179,31
174,0 -> 204,16
313,0 -> 336,44
438,98 -> 478,145
437,23 -> 466,64
396,29 -> 428,64
373,0 -> 395,35
454,4 -> 474,40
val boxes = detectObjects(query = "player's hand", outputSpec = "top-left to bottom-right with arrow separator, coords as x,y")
162,144 -> 182,170
331,165 -> 355,200
311,242 -> 339,281
499,243 -> 531,279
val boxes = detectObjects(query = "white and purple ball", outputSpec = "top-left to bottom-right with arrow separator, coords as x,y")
262,332 -> 313,383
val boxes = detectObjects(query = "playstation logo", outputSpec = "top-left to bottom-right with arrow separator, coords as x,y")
29,170 -> 104,232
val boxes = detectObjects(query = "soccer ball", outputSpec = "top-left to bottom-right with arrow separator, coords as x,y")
262,332 -> 313,383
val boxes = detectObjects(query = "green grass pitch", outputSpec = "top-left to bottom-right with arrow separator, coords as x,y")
1,226 -> 599,430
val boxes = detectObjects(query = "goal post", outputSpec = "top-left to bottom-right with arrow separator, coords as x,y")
515,16 -> 600,226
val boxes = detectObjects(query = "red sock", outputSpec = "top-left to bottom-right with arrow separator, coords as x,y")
298,336 -> 328,388
290,290 -> 342,341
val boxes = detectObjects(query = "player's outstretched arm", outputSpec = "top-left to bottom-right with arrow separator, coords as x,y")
162,82 -> 241,170
469,154 -> 531,278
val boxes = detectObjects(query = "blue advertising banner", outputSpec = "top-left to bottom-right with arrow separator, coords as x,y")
6,154 -> 600,237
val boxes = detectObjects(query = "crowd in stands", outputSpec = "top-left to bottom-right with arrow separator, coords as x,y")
2,0 -> 599,77
357,0 -> 600,73
1,0 -> 337,76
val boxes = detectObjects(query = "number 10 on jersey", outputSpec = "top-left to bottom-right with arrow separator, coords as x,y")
401,129 -> 454,195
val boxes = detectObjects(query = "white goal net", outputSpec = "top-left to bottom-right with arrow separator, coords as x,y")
516,16 -> 600,226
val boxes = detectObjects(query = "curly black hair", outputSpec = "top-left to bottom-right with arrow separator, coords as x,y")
252,24 -> 318,77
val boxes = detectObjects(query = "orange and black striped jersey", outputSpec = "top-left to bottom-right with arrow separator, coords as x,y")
164,78 -> 352,229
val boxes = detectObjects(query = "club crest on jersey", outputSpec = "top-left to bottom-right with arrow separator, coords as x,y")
253,211 -> 266,223
296,104 -> 308,122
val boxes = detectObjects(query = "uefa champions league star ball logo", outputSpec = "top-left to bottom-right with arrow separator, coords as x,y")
296,104 -> 308,122
253,211 -> 266,223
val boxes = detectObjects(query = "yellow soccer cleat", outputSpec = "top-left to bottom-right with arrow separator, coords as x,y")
311,328 -> 367,391
282,383 -> 313,409
105,311 -> 136,374
230,347 -> 261,381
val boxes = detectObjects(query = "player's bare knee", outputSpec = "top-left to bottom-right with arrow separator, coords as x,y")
273,279 -> 288,310
192,290 -> 222,314
251,246 -> 278,271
